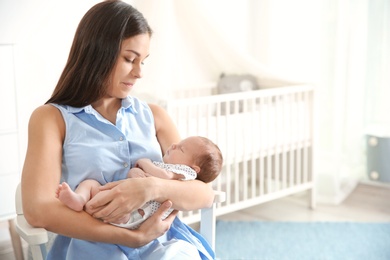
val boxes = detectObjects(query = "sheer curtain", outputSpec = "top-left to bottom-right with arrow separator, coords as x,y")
365,1 -> 390,126
130,0 -> 389,204
317,0 -> 369,204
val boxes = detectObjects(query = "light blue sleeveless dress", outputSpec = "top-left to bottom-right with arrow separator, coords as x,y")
47,96 -> 214,260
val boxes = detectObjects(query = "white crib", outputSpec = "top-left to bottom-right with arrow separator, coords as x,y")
164,84 -> 316,224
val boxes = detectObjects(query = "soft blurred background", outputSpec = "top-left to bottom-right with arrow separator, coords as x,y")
0,0 -> 389,259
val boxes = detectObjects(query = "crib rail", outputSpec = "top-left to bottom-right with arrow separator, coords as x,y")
166,85 -> 315,224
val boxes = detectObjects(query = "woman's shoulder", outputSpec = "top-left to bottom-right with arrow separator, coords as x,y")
31,104 -> 60,117
29,104 -> 65,131
147,103 -> 169,118
27,104 -> 65,149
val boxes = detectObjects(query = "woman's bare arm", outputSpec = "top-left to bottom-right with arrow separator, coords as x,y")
148,103 -> 181,154
21,105 -> 174,247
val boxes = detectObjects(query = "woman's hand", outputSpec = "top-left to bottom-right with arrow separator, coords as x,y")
85,178 -> 155,223
135,200 -> 178,245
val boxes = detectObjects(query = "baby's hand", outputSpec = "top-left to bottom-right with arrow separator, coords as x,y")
128,168 -> 147,178
134,158 -> 152,169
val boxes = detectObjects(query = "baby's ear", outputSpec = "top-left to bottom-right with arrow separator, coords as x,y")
192,165 -> 201,174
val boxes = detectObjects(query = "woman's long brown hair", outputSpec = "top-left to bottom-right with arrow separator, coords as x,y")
46,0 -> 152,107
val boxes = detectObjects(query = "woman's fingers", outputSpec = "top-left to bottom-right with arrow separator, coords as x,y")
138,200 -> 175,240
98,180 -> 124,191
85,180 -> 127,213
86,193 -> 124,220
85,189 -> 114,214
164,209 -> 178,222
151,200 -> 177,230
85,188 -> 139,222
86,178 -> 153,222
156,200 -> 173,216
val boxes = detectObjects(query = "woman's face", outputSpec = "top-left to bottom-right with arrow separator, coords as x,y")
107,34 -> 150,99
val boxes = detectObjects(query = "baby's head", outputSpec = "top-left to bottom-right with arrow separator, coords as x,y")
193,136 -> 223,183
163,136 -> 223,183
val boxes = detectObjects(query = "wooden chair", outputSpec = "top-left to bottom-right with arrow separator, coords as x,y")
15,183 -> 225,260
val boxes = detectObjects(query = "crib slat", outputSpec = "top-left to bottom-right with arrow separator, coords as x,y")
274,95 -> 281,191
225,100 -> 232,205
289,93 -> 294,187
250,97 -> 256,199
258,96 -> 265,196
281,94 -> 288,190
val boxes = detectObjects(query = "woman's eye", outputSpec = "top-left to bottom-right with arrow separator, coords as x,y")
125,57 -> 145,65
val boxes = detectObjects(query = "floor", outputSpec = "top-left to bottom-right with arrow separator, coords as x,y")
217,183 -> 390,223
1,183 -> 389,260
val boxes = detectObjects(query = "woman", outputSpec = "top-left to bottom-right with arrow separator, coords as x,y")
21,1 -> 215,259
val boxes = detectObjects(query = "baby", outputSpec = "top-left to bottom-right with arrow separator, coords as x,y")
56,136 -> 223,229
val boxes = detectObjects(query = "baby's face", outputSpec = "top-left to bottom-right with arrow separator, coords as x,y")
163,137 -> 203,165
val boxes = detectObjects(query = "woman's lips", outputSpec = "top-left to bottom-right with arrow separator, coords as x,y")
123,82 -> 134,87
122,82 -> 134,90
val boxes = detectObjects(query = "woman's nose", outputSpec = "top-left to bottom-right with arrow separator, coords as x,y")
131,64 -> 143,79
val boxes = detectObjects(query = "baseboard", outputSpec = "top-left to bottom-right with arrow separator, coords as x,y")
359,179 -> 390,189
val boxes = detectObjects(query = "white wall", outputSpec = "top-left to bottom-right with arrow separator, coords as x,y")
1,0 -> 103,165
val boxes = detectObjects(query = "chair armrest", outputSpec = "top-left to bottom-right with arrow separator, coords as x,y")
15,215 -> 48,245
200,190 -> 226,251
15,183 -> 48,260
213,190 -> 226,204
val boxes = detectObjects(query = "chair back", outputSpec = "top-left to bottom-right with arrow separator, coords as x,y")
15,183 -> 23,215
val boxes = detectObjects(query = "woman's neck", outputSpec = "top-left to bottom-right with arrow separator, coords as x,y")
92,98 -> 121,125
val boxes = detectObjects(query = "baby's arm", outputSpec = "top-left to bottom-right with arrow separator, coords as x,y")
135,159 -> 183,180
